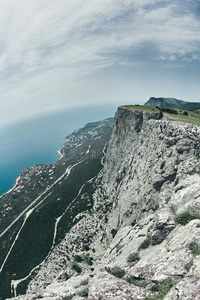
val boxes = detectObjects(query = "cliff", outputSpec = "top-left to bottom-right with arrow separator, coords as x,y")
8,107 -> 200,299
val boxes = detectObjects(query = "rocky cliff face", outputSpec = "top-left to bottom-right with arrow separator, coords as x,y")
9,107 -> 200,300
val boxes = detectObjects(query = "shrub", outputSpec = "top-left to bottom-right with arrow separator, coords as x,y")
184,260 -> 193,271
165,196 -> 171,204
111,228 -> 118,238
160,161 -> 165,169
138,238 -> 151,250
145,277 -> 175,300
175,212 -> 200,225
110,267 -> 126,279
74,255 -> 83,262
189,167 -> 200,175
72,263 -> 82,273
189,241 -> 200,255
127,252 -> 140,263
126,276 -> 148,287
159,107 -> 178,115
131,220 -> 136,227
84,255 -> 93,265
77,287 -> 88,297
196,152 -> 200,160
83,244 -> 90,251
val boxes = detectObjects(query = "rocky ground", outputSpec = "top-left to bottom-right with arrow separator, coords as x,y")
5,107 -> 200,299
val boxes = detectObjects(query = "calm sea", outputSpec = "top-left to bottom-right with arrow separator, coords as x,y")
0,104 -> 117,195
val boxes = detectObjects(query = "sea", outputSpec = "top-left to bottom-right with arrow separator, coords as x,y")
0,103 -> 118,196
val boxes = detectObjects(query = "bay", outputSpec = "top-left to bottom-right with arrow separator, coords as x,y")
0,104 -> 117,195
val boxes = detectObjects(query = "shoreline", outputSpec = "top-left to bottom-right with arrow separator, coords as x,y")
0,145 -> 64,198
57,148 -> 64,160
0,117 -> 113,198
0,176 -> 21,199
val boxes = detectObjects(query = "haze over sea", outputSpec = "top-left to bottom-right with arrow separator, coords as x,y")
0,104 -> 117,196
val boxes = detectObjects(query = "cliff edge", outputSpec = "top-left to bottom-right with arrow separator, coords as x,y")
9,106 -> 200,300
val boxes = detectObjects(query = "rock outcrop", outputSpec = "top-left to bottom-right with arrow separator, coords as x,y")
9,107 -> 200,300
145,97 -> 186,108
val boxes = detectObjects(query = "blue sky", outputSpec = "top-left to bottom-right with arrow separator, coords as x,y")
0,0 -> 200,126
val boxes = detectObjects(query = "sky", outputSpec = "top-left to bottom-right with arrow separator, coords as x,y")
0,0 -> 200,126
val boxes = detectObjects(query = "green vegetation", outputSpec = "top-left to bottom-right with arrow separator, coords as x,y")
189,241 -> 200,255
145,97 -> 187,108
110,267 -> 126,279
83,244 -> 90,251
144,277 -> 175,300
196,152 -> 200,160
131,220 -> 136,226
158,107 -> 178,114
159,108 -> 200,126
74,255 -> 83,262
72,263 -> 82,273
121,105 -> 200,127
111,228 -> 118,238
165,196 -> 171,204
127,252 -> 140,263
83,255 -> 93,265
189,166 -> 200,175
126,276 -> 148,287
77,287 -> 89,297
175,212 -> 200,225
160,161 -> 165,169
184,260 -> 193,271
1,118 -> 115,298
138,238 -> 151,250
178,102 -> 200,111
121,105 -> 160,113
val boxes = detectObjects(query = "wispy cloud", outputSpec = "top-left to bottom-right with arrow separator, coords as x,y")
159,55 -> 177,61
0,0 -> 200,125
0,0 -> 199,75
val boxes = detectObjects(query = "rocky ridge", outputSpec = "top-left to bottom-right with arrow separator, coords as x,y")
9,107 -> 200,300
145,97 -> 186,108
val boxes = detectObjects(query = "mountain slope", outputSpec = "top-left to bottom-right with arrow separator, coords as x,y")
145,97 -> 187,108
177,102 -> 200,111
0,118 -> 113,300
145,97 -> 200,113
9,106 -> 200,300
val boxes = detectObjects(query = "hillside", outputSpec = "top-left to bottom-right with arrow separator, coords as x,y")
145,97 -> 200,113
177,102 -> 200,111
0,118 -> 113,299
5,105 -> 200,300
144,97 -> 187,108
122,105 -> 200,126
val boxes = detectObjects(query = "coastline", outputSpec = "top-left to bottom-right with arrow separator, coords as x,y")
0,116 -> 114,198
0,145 -> 64,198
0,176 -> 21,198
0,105 -> 116,197
57,148 -> 64,160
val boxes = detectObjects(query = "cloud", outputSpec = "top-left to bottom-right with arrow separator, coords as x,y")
182,53 -> 200,62
0,0 -> 200,125
159,55 -> 177,61
0,0 -> 199,76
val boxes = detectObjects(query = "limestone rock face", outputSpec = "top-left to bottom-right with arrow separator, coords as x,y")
9,107 -> 200,300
